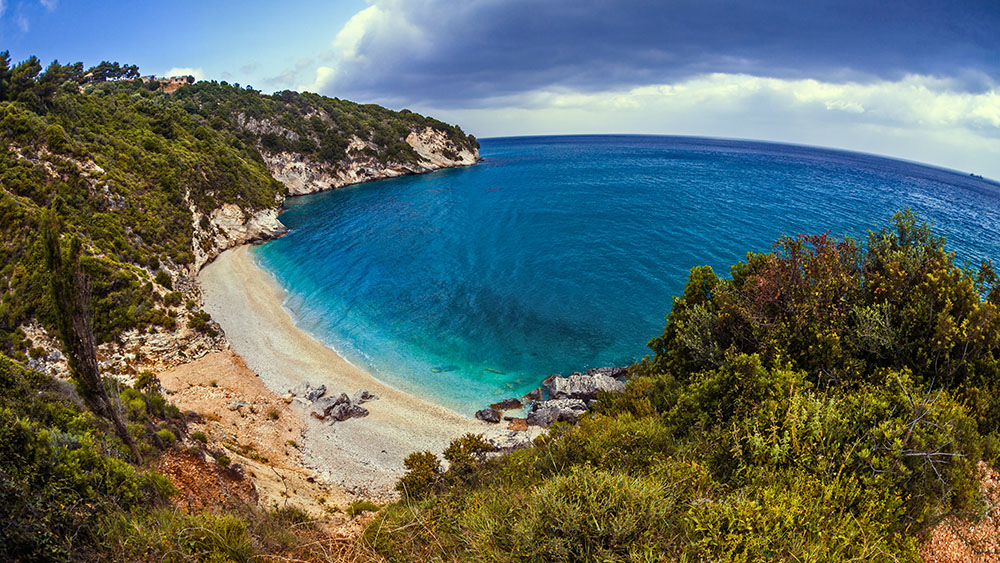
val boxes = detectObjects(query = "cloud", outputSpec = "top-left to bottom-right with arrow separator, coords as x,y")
311,0 -> 1000,106
164,67 -> 205,81
0,0 -> 6,18
39,0 -> 57,11
239,62 -> 260,74
420,73 -> 1000,179
16,13 -> 28,32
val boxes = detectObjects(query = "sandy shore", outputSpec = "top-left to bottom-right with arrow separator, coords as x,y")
199,246 -> 523,497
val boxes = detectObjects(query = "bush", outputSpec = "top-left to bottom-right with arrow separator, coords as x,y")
396,451 -> 440,499
155,428 -> 175,446
153,270 -> 172,289
347,500 -> 380,518
370,213 -> 998,562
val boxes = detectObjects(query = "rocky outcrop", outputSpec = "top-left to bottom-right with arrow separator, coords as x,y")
526,399 -> 589,428
311,393 -> 368,422
405,127 -> 479,168
191,203 -> 288,272
489,398 -> 523,411
186,121 -> 480,274
474,366 -> 630,431
288,383 -> 375,424
260,129 -> 478,198
476,408 -> 502,424
543,371 -> 626,401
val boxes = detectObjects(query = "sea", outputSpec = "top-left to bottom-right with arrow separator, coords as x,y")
252,135 -> 1000,414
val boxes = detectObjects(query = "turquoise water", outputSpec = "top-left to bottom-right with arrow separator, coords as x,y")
253,135 -> 1000,414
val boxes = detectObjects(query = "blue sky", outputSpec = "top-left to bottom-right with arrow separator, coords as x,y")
3,0 -> 1000,179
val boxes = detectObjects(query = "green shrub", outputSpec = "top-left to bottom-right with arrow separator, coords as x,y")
370,213 -> 997,562
396,451 -> 440,499
153,270 -> 172,289
155,428 -> 175,446
347,500 -> 380,518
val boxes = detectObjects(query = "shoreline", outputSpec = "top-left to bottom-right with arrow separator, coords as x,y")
199,245 -> 525,496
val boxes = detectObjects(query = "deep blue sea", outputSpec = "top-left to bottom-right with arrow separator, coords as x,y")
253,135 -> 1000,414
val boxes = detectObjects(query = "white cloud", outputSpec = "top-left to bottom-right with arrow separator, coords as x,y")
40,0 -> 57,11
16,14 -> 28,32
300,66 -> 336,94
417,73 -> 1000,180
164,67 -> 205,81
0,0 -> 6,18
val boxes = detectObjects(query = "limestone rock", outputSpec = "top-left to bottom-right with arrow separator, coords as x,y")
523,387 -> 543,401
526,399 -> 588,428
305,385 -> 327,402
476,408 -> 501,424
352,390 -> 377,404
543,372 -> 625,401
586,366 -> 629,378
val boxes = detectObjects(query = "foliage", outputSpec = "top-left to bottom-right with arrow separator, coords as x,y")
0,52 -> 475,362
374,212 -> 1000,562
0,353 -> 169,561
347,500 -> 381,518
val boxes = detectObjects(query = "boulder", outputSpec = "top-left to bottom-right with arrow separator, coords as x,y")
526,398 -> 588,428
289,382 -> 327,402
305,384 -> 327,402
489,397 -> 523,411
525,408 -> 557,428
488,431 -> 533,452
476,408 -> 501,424
326,402 -> 368,422
352,389 -> 378,404
586,366 -> 629,378
507,418 -> 528,431
309,392 -> 367,422
543,372 -> 624,401
523,387 -> 544,401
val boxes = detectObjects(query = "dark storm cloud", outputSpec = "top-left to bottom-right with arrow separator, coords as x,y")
320,0 -> 1000,105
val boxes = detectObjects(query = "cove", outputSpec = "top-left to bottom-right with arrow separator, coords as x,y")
253,135 -> 1000,415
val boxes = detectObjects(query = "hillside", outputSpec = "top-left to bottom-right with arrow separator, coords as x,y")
370,212 -> 1000,562
0,54 -> 479,381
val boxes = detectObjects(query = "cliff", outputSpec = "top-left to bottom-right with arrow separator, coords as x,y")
0,65 -> 479,379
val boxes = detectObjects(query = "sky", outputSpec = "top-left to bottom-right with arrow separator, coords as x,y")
3,0 -> 1000,180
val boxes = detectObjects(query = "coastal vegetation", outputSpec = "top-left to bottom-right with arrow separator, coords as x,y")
371,211 -> 1000,561
0,50 -> 996,562
0,51 -> 478,360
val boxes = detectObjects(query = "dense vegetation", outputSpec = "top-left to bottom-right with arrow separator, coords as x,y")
0,52 -> 477,359
372,211 -> 1000,562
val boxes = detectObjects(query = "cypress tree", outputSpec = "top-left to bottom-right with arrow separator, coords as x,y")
42,210 -> 143,463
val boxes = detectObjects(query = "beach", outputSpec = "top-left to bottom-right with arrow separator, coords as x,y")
198,245 -> 518,496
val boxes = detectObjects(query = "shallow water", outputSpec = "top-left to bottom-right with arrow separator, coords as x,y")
254,135 -> 1000,414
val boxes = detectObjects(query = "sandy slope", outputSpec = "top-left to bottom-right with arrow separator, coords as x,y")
198,246 -> 517,497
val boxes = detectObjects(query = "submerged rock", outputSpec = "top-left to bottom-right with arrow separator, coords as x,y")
476,408 -> 501,424
489,397 -> 523,411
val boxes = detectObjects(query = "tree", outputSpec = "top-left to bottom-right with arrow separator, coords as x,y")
42,211 -> 142,463
0,50 -> 11,101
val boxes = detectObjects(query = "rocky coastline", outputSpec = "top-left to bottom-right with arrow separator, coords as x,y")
475,367 -> 629,433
